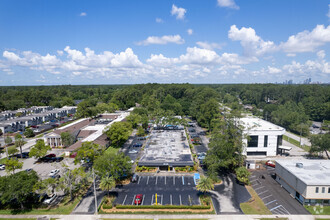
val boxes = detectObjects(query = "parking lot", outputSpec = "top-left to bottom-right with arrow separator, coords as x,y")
249,167 -> 310,215
114,175 -> 201,206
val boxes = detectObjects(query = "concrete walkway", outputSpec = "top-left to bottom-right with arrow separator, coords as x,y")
1,214 -> 328,220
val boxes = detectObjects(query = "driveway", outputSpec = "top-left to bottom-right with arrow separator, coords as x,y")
250,168 -> 310,215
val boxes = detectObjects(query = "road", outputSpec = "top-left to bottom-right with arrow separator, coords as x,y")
285,131 -> 311,147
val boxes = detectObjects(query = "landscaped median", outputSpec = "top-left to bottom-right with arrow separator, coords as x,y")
99,195 -> 215,214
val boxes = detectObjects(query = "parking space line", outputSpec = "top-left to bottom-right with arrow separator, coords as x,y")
147,176 -> 149,185
270,205 -> 282,211
255,186 -> 265,191
250,175 -> 256,178
156,176 -> 158,185
179,194 -> 182,205
151,194 -> 154,205
173,176 -> 175,185
132,194 -> 136,205
141,195 -> 145,206
281,206 -> 291,214
165,176 -> 166,185
250,179 -> 258,183
182,176 -> 184,185
161,194 -> 163,205
258,190 -> 268,195
170,194 -> 172,205
261,194 -> 272,200
137,176 -> 141,184
188,195 -> 191,205
122,194 -> 127,205
265,200 -> 276,205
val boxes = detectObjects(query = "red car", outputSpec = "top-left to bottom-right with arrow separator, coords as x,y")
134,194 -> 143,205
265,160 -> 275,168
45,154 -> 56,158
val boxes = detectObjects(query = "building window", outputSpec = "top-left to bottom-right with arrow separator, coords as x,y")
322,187 -> 325,193
248,136 -> 258,147
264,135 -> 268,147
328,187 -> 330,193
316,187 -> 319,193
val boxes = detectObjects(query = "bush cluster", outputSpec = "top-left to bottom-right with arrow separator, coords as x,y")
175,166 -> 195,172
135,166 -> 156,172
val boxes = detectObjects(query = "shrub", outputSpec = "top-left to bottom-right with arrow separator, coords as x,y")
115,204 -> 210,209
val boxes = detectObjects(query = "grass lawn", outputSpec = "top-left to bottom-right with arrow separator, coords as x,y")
305,205 -> 330,215
105,146 -> 119,154
258,218 -> 288,220
0,219 -> 37,220
240,186 -> 272,215
283,135 -> 310,151
0,196 -> 81,215
160,219 -> 209,220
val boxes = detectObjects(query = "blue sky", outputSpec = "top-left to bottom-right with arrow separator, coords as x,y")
0,0 -> 329,85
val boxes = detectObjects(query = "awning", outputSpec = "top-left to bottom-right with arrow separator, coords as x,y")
279,145 -> 292,151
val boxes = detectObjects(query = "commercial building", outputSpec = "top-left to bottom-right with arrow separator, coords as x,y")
138,129 -> 194,170
239,117 -> 287,156
275,160 -> 330,205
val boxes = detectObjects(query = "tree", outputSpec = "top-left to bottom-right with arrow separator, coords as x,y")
4,136 -> 12,158
99,176 -> 116,197
34,177 -> 60,195
60,132 -> 75,147
15,134 -> 25,159
7,145 -> 18,156
235,167 -> 250,185
196,176 -> 214,193
310,133 -> 330,159
93,151 -> 132,180
29,139 -> 51,159
126,113 -> 141,129
75,141 -> 104,164
0,129 -> 3,136
0,170 -> 39,210
24,128 -> 35,138
136,126 -> 145,137
4,158 -> 23,174
105,122 -> 132,148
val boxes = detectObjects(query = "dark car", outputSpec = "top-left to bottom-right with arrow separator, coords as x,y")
54,157 -> 64,162
133,143 -> 143,147
45,154 -> 56,158
131,173 -> 139,182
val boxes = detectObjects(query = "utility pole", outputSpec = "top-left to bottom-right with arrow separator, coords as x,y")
92,168 -> 98,215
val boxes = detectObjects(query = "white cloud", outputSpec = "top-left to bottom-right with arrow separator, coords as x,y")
187,29 -> 193,35
317,50 -> 325,59
196,41 -> 223,50
267,66 -> 282,74
280,25 -> 330,53
219,52 -> 258,65
217,0 -> 239,10
80,12 -> 87,16
179,47 -> 220,65
228,25 -> 277,57
286,53 -> 296,57
156,18 -> 164,23
171,4 -> 186,20
137,35 -> 184,46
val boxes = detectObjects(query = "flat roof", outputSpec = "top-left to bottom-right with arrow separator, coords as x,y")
276,159 -> 330,185
240,117 -> 285,132
138,130 -> 194,167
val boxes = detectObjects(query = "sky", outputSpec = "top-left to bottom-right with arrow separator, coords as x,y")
0,0 -> 329,85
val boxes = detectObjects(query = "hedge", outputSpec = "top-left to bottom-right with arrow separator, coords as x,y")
115,204 -> 211,210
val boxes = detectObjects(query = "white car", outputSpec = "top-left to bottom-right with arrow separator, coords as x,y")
48,169 -> 60,176
43,194 -> 57,204
128,150 -> 138,154
0,164 -> 5,170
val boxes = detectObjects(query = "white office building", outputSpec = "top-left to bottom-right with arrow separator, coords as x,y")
275,160 -> 330,205
239,117 -> 286,156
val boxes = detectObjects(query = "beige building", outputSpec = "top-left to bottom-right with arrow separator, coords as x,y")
275,160 -> 330,205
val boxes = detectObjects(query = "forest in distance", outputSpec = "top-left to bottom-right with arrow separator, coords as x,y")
0,83 -> 329,137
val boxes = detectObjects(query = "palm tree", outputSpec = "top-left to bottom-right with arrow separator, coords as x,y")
4,136 -> 12,159
196,176 -> 214,193
15,134 -> 24,159
100,176 -> 116,197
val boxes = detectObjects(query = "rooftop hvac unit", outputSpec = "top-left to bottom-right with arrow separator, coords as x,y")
296,163 -> 303,168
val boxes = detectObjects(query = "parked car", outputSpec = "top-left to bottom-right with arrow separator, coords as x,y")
133,143 -> 142,147
137,136 -> 146,140
198,131 -> 206,135
131,173 -> 139,182
128,150 -> 138,154
134,194 -> 143,205
54,157 -> 64,162
0,164 -> 5,170
43,194 -> 57,204
265,160 -> 275,168
197,152 -> 207,157
198,155 -> 206,160
45,154 -> 56,158
70,152 -> 77,158
48,169 -> 60,176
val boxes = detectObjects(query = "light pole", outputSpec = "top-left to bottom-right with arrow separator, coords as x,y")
92,168 -> 98,215
299,123 -> 303,148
